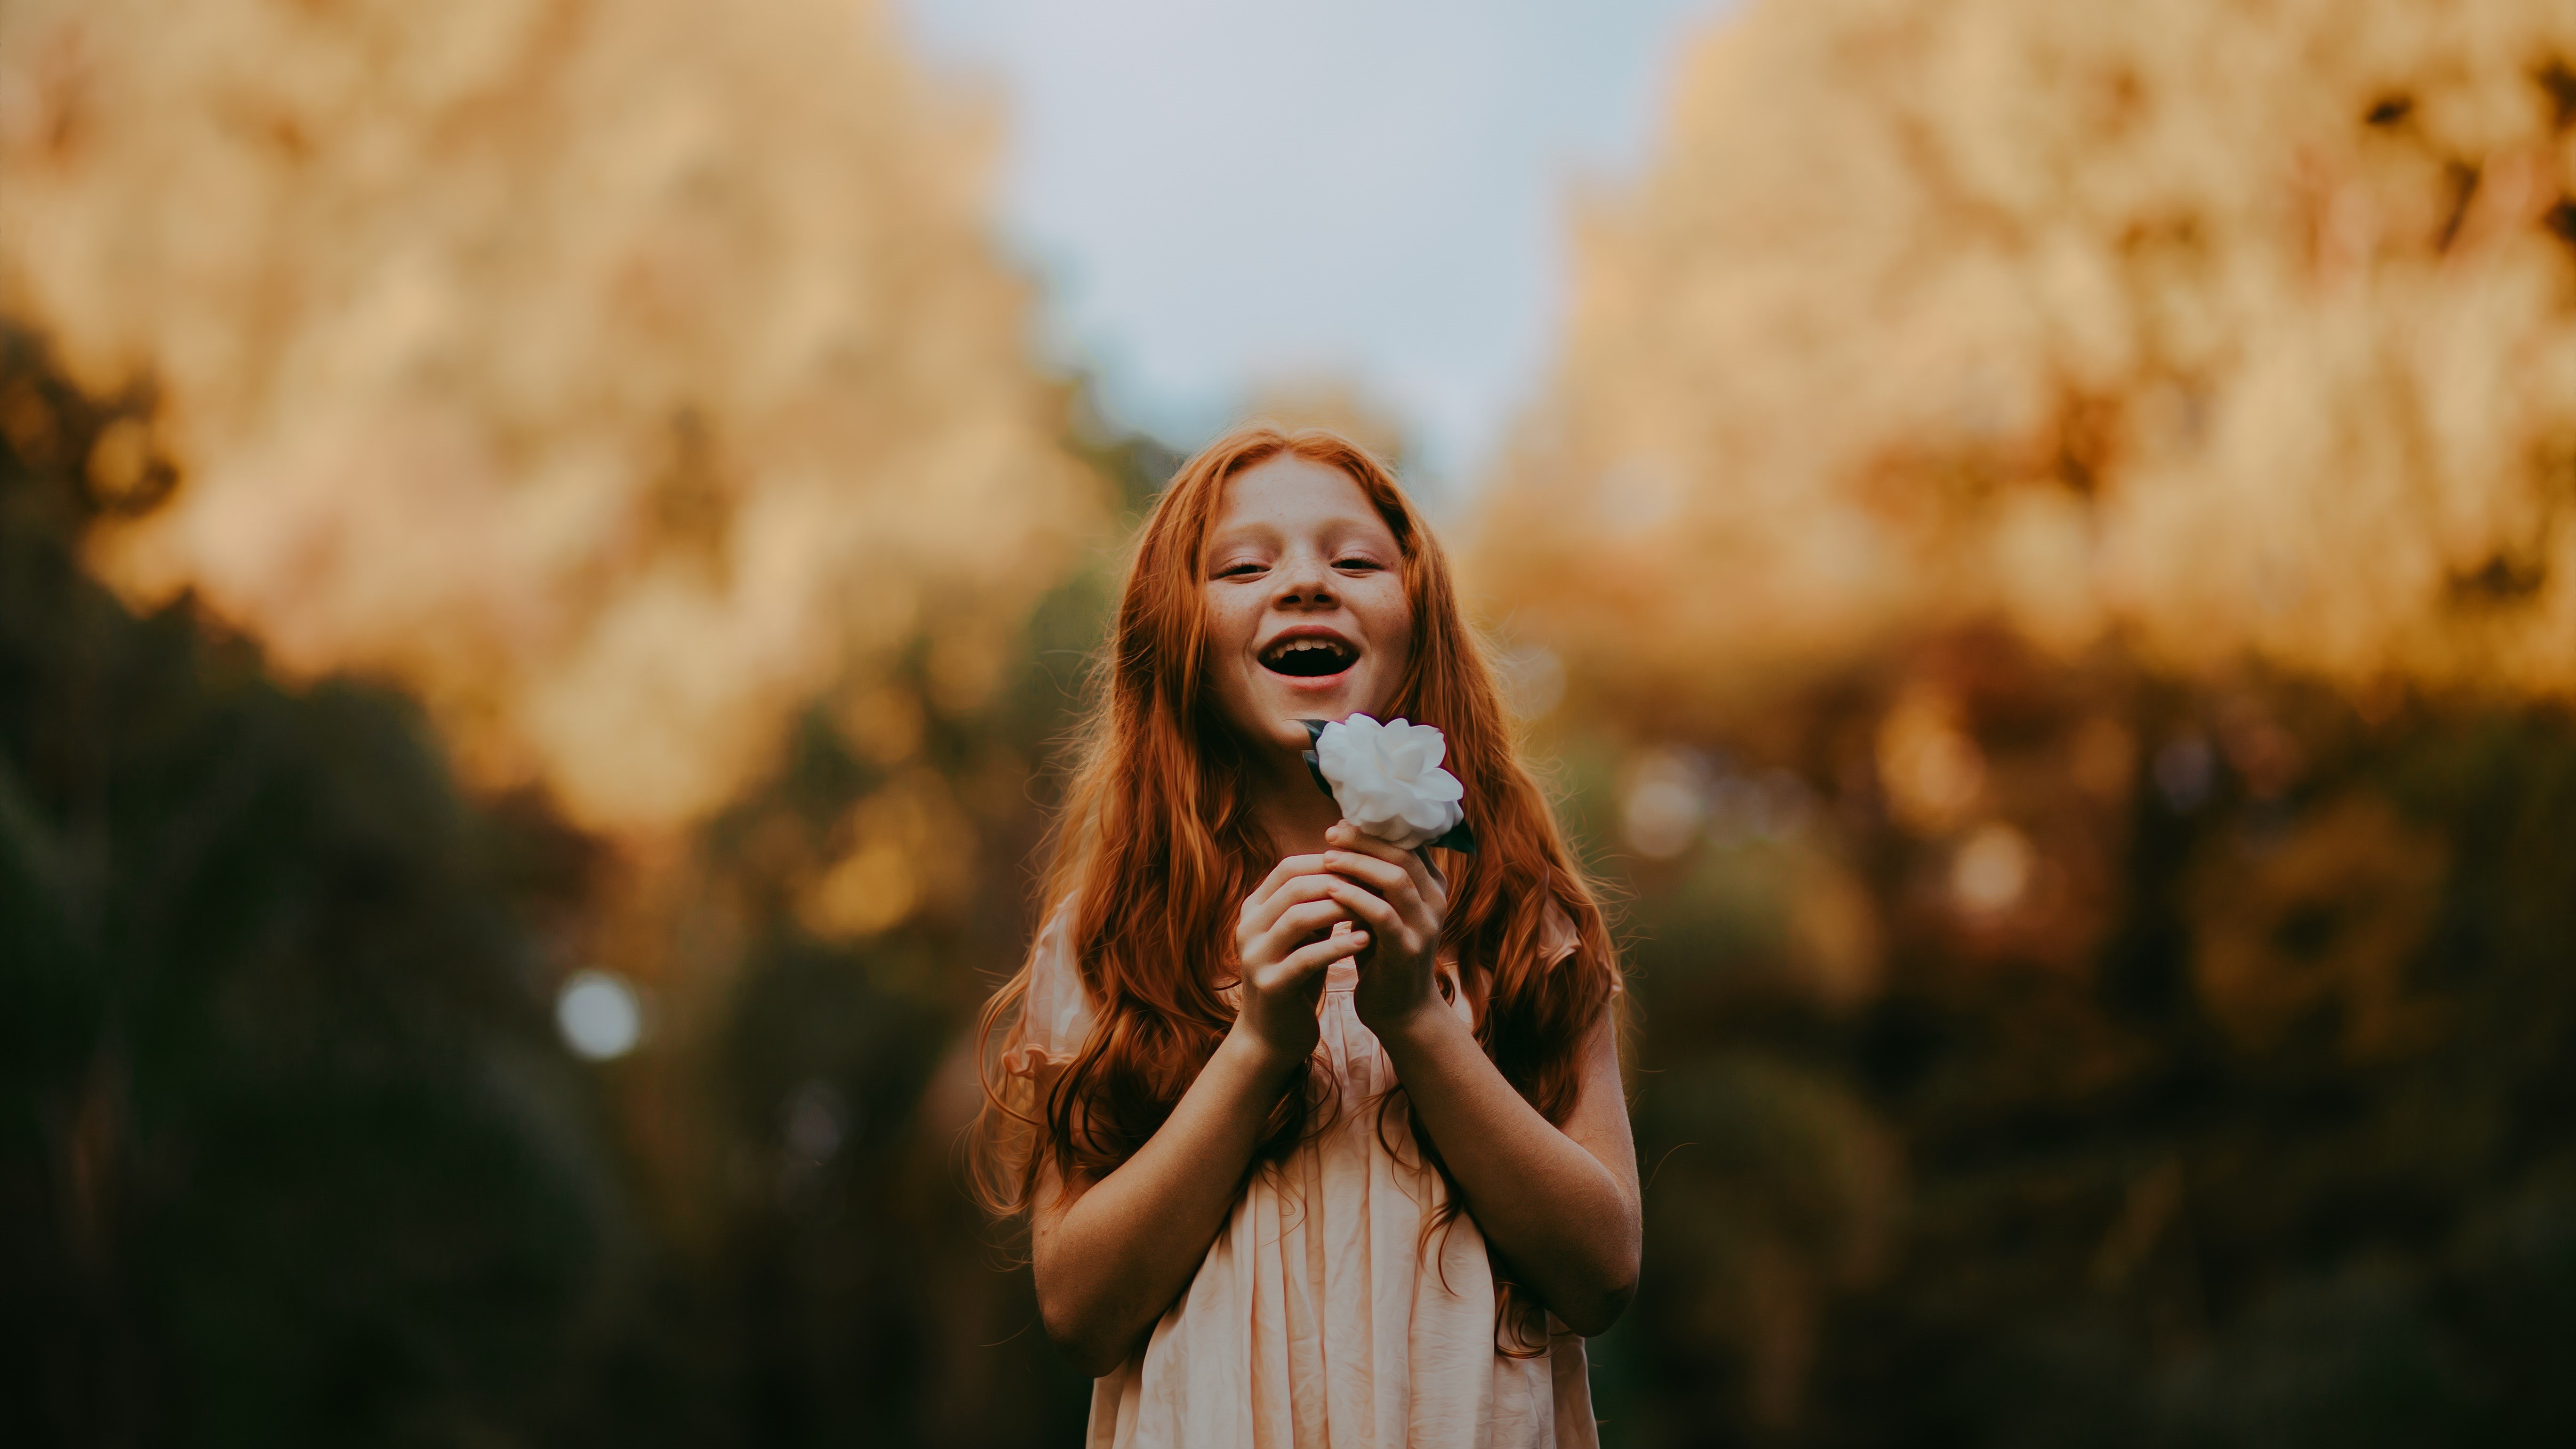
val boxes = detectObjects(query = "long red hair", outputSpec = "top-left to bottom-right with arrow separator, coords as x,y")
971,425 -> 1619,1248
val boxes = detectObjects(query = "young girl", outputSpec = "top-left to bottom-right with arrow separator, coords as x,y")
976,426 -> 1639,1448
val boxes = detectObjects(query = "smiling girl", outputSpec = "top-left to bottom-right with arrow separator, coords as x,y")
975,427 -> 1637,1448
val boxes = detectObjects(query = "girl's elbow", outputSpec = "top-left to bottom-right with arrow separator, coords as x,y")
1036,1277 -> 1140,1378
1038,1299 -> 1127,1380
1059,1338 -> 1127,1381
1554,1269 -> 1638,1339
1555,1236 -> 1642,1337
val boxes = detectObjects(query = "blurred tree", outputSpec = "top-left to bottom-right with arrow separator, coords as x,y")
1480,0 -> 2576,708
0,0 -> 1104,834
0,318 -> 1128,1448
0,0 -> 1139,1437
1476,3 -> 2576,1441
0,326 -> 612,1443
1557,642 -> 2576,1448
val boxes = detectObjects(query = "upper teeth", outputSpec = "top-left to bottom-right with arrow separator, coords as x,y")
1280,640 -> 1337,653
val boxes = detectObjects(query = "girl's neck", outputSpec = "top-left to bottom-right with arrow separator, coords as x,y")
1245,741 -> 1342,858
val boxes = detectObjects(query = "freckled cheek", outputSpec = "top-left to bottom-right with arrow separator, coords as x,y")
1205,595 -> 1259,658
1359,594 -> 1412,670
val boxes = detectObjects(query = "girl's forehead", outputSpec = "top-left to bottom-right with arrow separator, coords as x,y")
1211,456 -> 1393,539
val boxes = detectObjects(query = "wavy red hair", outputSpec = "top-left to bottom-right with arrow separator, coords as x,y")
971,425 -> 1619,1263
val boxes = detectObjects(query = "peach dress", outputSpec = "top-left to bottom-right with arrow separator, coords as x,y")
1006,905 -> 1602,1449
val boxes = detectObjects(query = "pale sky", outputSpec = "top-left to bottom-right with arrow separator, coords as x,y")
896,0 -> 1729,485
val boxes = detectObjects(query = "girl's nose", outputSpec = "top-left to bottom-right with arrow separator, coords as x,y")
1273,552 -> 1336,607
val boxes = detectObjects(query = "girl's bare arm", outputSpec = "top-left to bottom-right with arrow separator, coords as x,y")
1321,827 -> 1642,1336
1028,1032 -> 1298,1376
1373,999 -> 1640,1336
1028,859 -> 1363,1377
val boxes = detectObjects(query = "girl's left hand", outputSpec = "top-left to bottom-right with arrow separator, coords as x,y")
1320,822 -> 1449,1037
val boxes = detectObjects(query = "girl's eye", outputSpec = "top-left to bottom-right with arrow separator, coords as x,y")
1217,561 -> 1267,578
1335,557 -> 1383,572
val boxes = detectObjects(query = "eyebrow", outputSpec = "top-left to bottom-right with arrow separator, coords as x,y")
1200,524 -> 1278,564
1207,515 -> 1393,547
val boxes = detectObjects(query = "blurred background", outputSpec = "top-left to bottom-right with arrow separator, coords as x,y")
6,0 -> 2576,1444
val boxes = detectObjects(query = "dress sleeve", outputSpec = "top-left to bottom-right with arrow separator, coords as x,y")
1001,902 -> 1099,1079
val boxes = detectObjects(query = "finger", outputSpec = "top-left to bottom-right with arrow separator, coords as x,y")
1249,853 -> 1331,907
1321,846 -> 1412,899
1323,878 -> 1406,937
1245,875 -> 1344,942
1267,873 -> 1349,908
1252,927 -> 1367,1004
1415,847 -> 1449,901
1244,855 -> 1333,929
1400,845 -> 1445,910
1391,844 -> 1444,917
1262,898 -> 1354,952
1320,848 -> 1430,929
1329,824 -> 1447,910
1273,895 -> 1353,934
1272,927 -> 1368,982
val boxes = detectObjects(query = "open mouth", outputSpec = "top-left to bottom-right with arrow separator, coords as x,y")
1261,635 -> 1358,679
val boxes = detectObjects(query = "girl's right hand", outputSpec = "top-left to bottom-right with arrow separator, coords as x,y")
1230,855 -> 1370,1071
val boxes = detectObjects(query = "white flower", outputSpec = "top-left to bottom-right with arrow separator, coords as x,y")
1313,714 -> 1467,850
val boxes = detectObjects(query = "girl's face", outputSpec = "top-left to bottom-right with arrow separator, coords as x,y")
1201,454 -> 1413,757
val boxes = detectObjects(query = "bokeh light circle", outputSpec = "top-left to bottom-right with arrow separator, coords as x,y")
556,970 -> 643,1062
